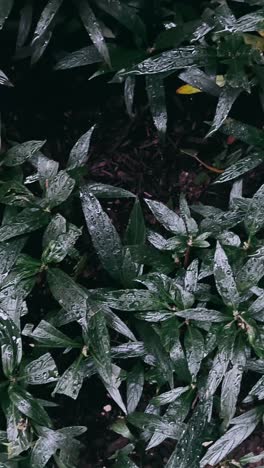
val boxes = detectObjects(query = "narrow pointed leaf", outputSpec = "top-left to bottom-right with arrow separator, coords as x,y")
67,125 -> 95,169
214,241 -> 240,307
127,363 -> 144,413
32,0 -> 63,42
146,75 -> 167,138
0,0 -> 14,29
214,152 -> 264,184
76,0 -> 111,66
145,199 -> 186,235
207,87 -> 241,137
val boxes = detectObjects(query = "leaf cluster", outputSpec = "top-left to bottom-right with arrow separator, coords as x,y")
0,124 -> 263,466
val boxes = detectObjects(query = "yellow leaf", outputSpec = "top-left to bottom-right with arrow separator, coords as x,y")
258,31 -> 264,37
244,33 -> 264,51
216,75 -> 225,87
176,84 -> 202,95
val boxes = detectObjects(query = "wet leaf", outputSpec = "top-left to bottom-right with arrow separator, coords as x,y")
87,182 -> 135,199
125,199 -> 146,245
45,170 -> 75,208
206,329 -> 235,397
145,199 -> 186,235
55,46 -> 102,70
53,357 -> 87,400
243,374 -> 264,402
22,320 -> 80,348
119,46 -> 214,76
76,0 -> 111,66
200,420 -> 260,467
175,308 -> 228,322
127,412 -> 183,438
236,254 -> 264,291
214,241 -> 240,307
0,0 -> 14,30
0,310 -> 22,377
220,341 -> 246,428
9,385 -> 51,427
81,188 -> 124,282
32,0 -> 63,43
0,208 -> 50,242
23,353 -> 58,385
166,398 -> 213,468
4,141 -> 46,167
221,118 -> 264,148
178,68 -> 220,97
146,75 -> 167,138
245,183 -> 264,235
16,1 -> 33,49
184,326 -> 204,380
207,87 -> 242,137
214,152 -> 264,184
124,76 -> 136,118
127,363 -> 144,413
151,386 -> 189,407
67,125 -> 95,169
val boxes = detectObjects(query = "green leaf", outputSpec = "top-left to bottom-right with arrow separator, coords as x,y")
184,259 -> 199,293
23,353 -> 58,385
104,307 -> 136,341
160,317 -> 189,380
178,68 -> 220,97
32,0 -> 63,42
214,241 -> 240,307
217,230 -> 241,247
221,118 -> 264,148
175,308 -> 228,322
137,322 -> 174,388
243,374 -> 264,403
81,188 -> 124,282
53,357 -> 87,400
145,199 -> 186,235
45,170 -> 75,208
0,208 -> 50,242
3,399 -> 31,457
249,293 -> 264,322
166,398 -> 213,468
125,199 -> 146,245
245,183 -> 264,235
236,255 -> 264,292
0,238 -> 25,278
127,412 -> 183,439
127,363 -> 144,413
205,328 -> 235,397
120,46 -> 214,76
9,385 -> 51,427
0,310 -> 22,377
3,141 -> 45,166
207,87 -> 242,137
184,326 -> 204,380
151,386 -> 189,407
55,46 -> 102,70
0,0 -> 14,29
102,289 -> 162,311
76,0 -> 111,67
220,341 -> 246,428
48,268 -> 88,321
146,75 -> 167,138
42,222 -> 81,264
87,182 -> 135,199
67,125 -> 95,169
87,304 -> 126,413
31,428 -> 65,468
200,419 -> 260,467
179,194 -> 198,235
214,152 -> 264,184
16,1 -> 33,49
22,320 -> 80,348
124,76 -> 135,118
95,0 -> 146,46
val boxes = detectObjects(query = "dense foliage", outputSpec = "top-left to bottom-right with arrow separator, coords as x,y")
0,123 -> 262,466
0,0 -> 264,467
